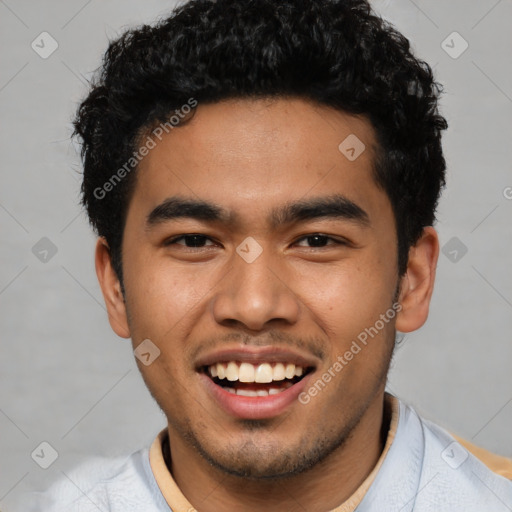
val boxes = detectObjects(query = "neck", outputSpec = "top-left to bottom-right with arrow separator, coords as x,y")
165,393 -> 391,512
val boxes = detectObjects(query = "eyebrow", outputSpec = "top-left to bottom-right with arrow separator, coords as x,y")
146,194 -> 370,229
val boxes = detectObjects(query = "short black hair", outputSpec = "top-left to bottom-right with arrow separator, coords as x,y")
74,0 -> 448,286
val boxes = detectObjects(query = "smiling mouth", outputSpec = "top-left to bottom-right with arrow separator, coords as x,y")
201,361 -> 314,397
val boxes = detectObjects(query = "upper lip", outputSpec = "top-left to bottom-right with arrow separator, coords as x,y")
195,345 -> 319,370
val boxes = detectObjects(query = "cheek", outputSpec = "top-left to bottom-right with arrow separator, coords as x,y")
123,254 -> 211,341
291,255 -> 396,342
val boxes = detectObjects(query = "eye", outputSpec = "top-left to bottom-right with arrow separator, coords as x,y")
164,234 -> 216,248
294,234 -> 347,248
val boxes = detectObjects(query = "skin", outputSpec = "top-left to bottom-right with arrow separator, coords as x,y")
96,98 -> 439,512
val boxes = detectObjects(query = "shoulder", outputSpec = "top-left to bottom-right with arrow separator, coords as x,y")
413,408 -> 512,511
25,448 -> 170,512
451,432 -> 512,480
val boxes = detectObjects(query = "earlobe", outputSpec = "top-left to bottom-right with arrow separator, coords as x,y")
95,238 -> 131,339
395,227 -> 439,333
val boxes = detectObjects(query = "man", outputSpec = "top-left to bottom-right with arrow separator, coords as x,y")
31,0 -> 512,510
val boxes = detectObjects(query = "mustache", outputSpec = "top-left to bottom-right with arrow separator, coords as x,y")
188,330 -> 326,362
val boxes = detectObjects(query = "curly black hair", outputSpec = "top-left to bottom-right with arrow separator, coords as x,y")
74,0 -> 448,287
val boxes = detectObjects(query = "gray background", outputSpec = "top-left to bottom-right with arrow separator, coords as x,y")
1,0 -> 511,509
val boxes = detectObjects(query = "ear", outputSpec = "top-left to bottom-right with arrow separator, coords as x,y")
395,226 -> 439,333
95,237 -> 131,339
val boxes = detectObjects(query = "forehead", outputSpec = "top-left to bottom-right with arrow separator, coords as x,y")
130,98 -> 389,228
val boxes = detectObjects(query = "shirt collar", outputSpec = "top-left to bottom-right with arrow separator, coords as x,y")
149,393 -> 400,511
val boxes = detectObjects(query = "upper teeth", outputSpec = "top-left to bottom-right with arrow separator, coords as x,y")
209,362 -> 304,383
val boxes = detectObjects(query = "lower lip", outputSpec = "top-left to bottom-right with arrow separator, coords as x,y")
199,372 -> 312,420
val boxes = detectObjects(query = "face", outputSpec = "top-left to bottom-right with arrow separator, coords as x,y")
98,98 -> 434,479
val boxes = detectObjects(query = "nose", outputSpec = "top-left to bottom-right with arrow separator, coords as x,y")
211,243 -> 301,331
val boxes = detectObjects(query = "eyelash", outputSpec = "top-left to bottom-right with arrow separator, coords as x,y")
163,233 -> 348,249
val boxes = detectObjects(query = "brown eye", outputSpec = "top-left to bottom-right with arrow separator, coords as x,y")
295,234 -> 346,248
165,234 -> 215,248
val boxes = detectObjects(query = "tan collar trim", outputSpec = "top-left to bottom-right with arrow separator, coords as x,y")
329,393 -> 399,511
149,429 -> 195,511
